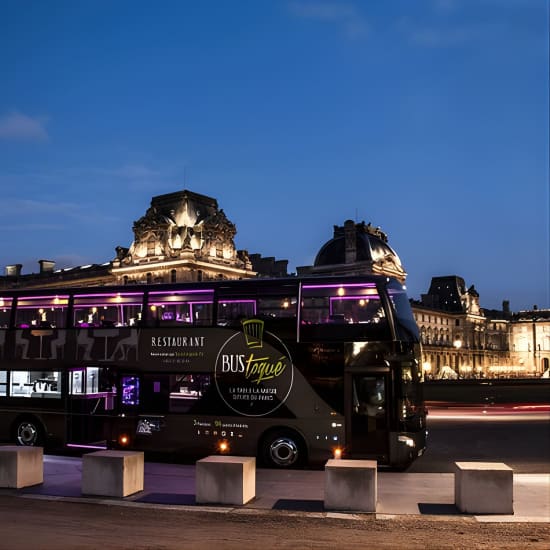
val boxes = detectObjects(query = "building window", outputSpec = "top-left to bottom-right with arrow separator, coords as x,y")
147,238 -> 156,256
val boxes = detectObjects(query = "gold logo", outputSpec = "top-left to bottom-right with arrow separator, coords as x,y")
241,319 -> 264,349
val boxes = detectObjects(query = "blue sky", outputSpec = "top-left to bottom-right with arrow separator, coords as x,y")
1,0 -> 548,312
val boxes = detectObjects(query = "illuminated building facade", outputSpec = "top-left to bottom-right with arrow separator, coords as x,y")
509,309 -> 550,376
296,219 -> 406,281
0,190 -> 547,377
111,189 -> 255,284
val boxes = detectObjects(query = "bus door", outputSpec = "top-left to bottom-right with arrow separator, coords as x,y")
66,366 -> 117,447
345,369 -> 390,462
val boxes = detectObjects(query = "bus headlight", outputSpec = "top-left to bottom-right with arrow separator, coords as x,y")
398,435 -> 415,448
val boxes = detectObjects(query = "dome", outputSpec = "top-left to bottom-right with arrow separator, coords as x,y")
304,220 -> 406,281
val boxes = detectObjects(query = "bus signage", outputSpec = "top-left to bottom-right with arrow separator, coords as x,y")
141,328 -> 232,368
215,320 -> 294,417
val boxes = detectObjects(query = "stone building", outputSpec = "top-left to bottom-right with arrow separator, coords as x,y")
509,308 -> 550,376
296,219 -> 406,281
413,278 -> 549,378
411,277 -> 511,378
0,189 -> 260,290
111,189 -> 255,284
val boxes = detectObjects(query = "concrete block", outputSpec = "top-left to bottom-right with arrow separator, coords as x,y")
0,446 -> 43,488
82,450 -> 144,497
454,461 -> 514,514
196,455 -> 256,505
324,459 -> 377,512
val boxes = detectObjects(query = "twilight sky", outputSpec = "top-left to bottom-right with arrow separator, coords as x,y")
1,0 -> 548,312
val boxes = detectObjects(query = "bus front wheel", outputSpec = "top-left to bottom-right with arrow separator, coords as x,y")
13,417 -> 43,447
260,429 -> 306,469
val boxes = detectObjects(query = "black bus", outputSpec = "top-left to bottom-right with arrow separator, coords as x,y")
0,274 -> 426,469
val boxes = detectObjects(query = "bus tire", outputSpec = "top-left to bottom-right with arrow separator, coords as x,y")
260,429 -> 306,469
12,416 -> 44,447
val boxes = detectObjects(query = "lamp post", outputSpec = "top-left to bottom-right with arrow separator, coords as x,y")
453,338 -> 462,376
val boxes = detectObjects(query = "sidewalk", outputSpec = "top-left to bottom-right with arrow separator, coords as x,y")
7,454 -> 550,523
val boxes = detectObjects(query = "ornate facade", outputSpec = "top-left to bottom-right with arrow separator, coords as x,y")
111,190 -> 255,284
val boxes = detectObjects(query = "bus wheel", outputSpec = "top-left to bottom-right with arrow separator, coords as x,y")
13,417 -> 43,446
261,430 -> 305,468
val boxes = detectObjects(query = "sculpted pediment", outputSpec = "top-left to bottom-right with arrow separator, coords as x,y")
115,190 -> 246,269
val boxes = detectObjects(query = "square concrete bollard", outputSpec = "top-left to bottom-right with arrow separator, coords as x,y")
195,455 -> 256,505
0,446 -> 43,488
454,461 -> 514,514
82,450 -> 144,498
324,459 -> 377,512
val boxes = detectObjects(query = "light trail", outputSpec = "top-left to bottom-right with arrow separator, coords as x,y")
427,405 -> 550,422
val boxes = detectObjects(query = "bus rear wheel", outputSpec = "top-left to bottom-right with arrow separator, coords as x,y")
260,429 -> 306,469
13,417 -> 43,447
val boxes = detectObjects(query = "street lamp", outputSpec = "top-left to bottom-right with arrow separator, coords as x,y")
453,339 -> 462,375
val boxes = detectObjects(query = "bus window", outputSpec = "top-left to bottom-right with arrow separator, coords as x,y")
386,281 -> 420,342
257,296 -> 297,319
0,297 -> 13,327
147,289 -> 214,326
0,370 -> 6,396
353,376 -> 386,419
169,373 -> 212,413
217,300 -> 256,326
398,365 -> 423,424
300,282 -> 388,341
70,370 -> 84,394
15,295 -> 69,328
73,292 -> 144,328
9,370 -> 61,398
69,367 -> 106,395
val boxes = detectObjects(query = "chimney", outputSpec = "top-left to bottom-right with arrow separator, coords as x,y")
39,260 -> 55,274
5,264 -> 22,277
344,220 -> 356,264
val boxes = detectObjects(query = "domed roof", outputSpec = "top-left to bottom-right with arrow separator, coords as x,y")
308,220 -> 406,281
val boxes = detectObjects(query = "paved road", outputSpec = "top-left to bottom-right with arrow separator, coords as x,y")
409,406 -> 550,473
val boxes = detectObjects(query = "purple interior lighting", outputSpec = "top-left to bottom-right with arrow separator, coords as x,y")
19,295 -> 70,301
67,443 -> 108,450
302,283 -> 377,290
151,300 -> 212,307
330,295 -> 380,302
148,289 -> 214,295
74,302 -> 142,307
73,292 -> 144,299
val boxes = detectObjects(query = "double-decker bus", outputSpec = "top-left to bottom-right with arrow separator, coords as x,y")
0,274 -> 426,469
